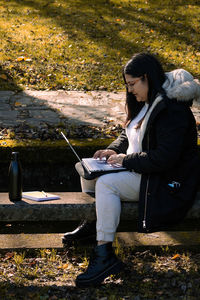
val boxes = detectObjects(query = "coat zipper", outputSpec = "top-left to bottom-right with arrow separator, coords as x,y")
143,130 -> 150,230
143,175 -> 150,229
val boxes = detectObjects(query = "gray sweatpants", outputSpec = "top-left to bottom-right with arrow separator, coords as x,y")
81,171 -> 141,242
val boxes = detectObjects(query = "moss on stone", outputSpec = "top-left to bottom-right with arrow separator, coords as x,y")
0,138 -> 114,164
0,138 -> 114,148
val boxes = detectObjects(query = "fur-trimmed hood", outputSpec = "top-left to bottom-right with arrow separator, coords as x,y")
138,68 -> 200,151
163,68 -> 200,103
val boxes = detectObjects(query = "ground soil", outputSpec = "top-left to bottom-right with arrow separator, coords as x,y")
0,246 -> 200,300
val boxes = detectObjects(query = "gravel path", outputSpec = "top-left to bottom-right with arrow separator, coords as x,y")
0,90 -> 199,140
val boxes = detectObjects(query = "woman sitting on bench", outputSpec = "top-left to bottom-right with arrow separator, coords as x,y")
63,52 -> 200,287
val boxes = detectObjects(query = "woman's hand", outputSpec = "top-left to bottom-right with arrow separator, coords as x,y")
93,149 -> 117,160
107,154 -> 126,166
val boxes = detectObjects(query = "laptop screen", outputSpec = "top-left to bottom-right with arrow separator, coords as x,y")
61,131 -> 82,163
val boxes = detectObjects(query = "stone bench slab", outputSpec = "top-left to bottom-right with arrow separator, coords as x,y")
0,192 -> 200,226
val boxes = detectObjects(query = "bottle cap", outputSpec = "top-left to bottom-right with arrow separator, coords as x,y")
11,152 -> 19,160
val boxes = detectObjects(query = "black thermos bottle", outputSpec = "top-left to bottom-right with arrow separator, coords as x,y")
8,152 -> 22,201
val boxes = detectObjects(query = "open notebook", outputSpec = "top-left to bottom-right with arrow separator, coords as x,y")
22,191 -> 60,202
61,132 -> 126,175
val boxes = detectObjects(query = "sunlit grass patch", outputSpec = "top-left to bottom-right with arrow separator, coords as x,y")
0,0 -> 200,91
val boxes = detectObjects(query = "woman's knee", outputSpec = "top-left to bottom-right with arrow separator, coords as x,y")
96,174 -> 118,196
96,174 -> 113,188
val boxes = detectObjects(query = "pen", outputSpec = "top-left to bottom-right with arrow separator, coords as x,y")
41,191 -> 48,197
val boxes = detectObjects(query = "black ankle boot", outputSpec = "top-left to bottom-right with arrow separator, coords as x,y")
76,243 -> 123,287
62,220 -> 96,246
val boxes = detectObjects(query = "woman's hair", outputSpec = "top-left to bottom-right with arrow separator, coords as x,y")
123,53 -> 166,125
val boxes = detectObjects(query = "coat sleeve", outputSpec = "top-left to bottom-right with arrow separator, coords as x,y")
122,104 -> 191,173
106,129 -> 129,154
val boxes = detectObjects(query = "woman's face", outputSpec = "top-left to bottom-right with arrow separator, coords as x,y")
125,74 -> 149,102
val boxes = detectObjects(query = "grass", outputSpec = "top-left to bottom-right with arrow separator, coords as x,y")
1,246 -> 200,299
0,0 -> 200,91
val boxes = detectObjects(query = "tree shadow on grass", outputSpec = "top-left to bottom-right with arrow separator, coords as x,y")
6,0 -> 200,73
149,0 -> 200,5
0,65 -> 22,91
7,0 -> 141,56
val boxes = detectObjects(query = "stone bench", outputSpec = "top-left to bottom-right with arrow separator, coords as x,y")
1,191 -> 200,231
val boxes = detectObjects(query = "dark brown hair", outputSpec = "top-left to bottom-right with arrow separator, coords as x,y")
123,53 -> 166,126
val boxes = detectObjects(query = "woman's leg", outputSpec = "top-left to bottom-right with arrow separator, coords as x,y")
95,171 -> 140,242
80,177 -> 96,193
76,171 -> 141,287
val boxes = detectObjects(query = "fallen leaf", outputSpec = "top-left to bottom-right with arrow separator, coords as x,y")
29,260 -> 36,266
49,296 -> 58,300
79,262 -> 88,269
15,102 -> 22,106
57,263 -> 69,269
0,74 -> 7,80
24,57 -> 32,62
172,254 -> 180,260
16,56 -> 24,62
4,252 -> 15,260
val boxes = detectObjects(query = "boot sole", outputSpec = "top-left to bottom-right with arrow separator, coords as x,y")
75,260 -> 123,288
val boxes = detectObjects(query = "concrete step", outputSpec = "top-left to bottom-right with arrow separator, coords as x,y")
1,231 -> 200,250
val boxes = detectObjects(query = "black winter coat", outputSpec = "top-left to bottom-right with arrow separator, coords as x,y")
107,72 -> 200,233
